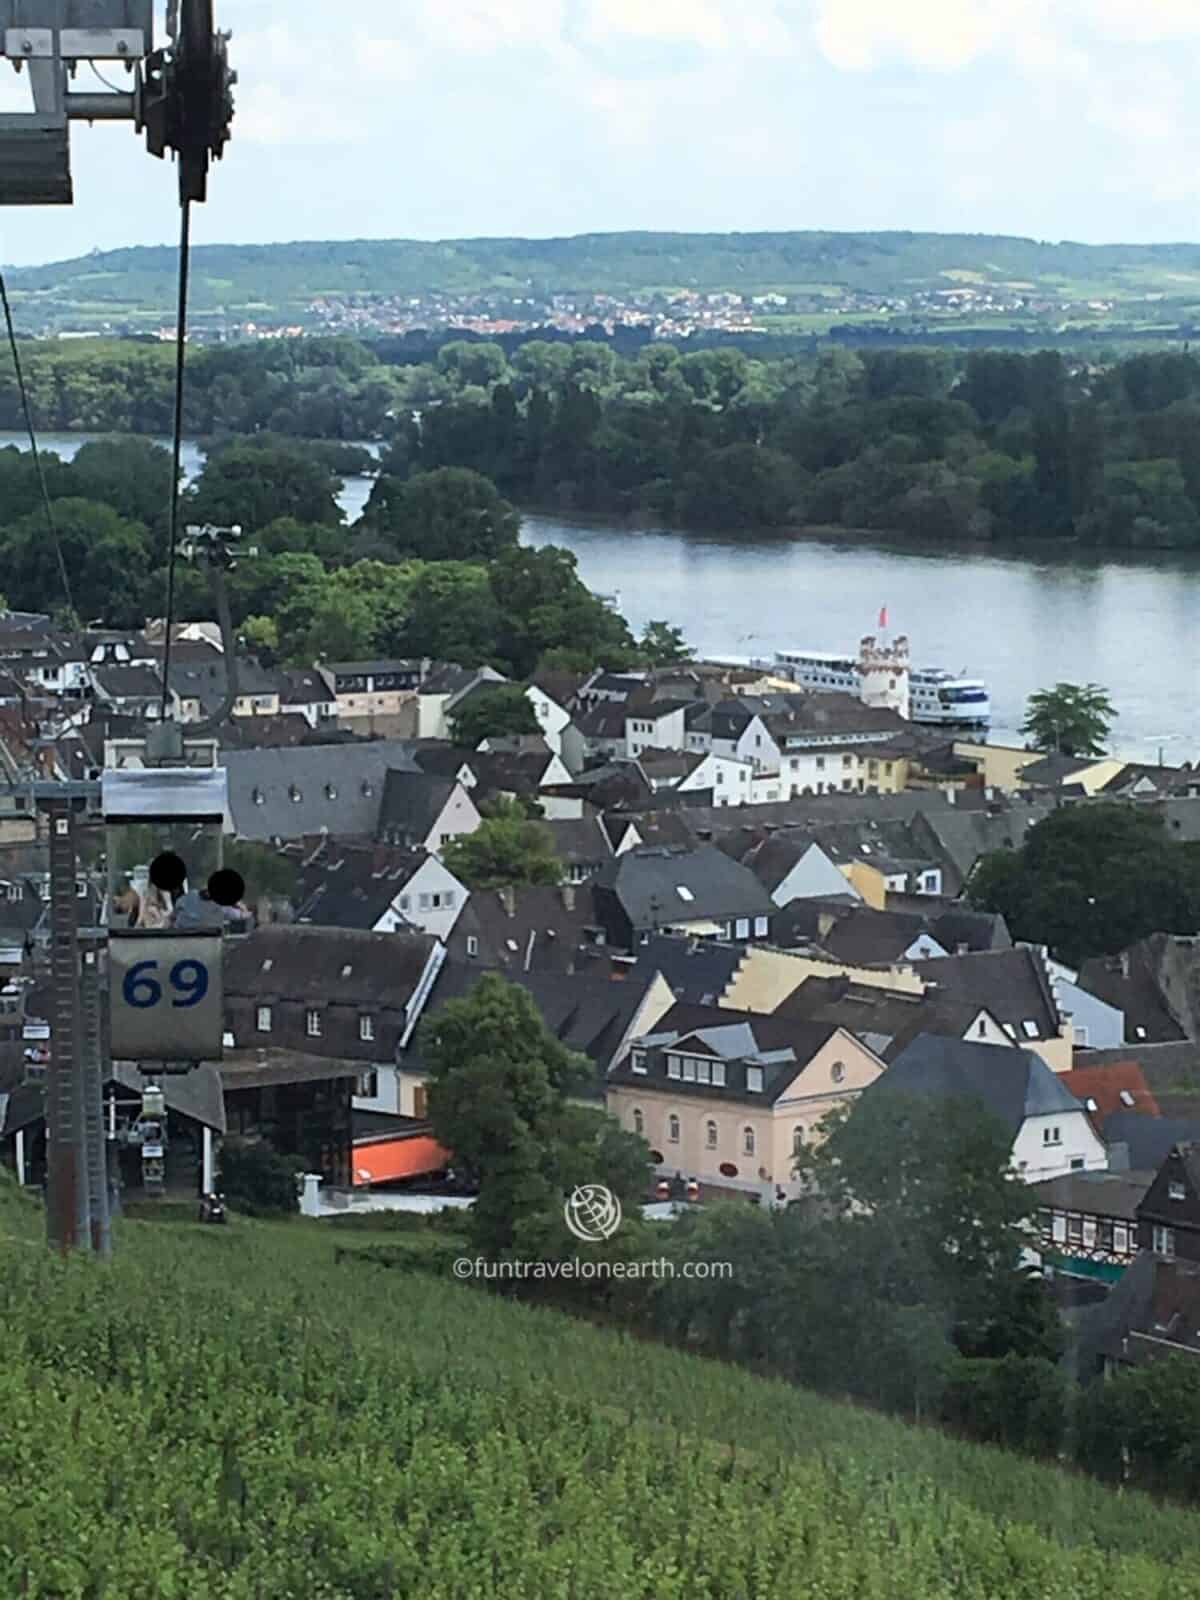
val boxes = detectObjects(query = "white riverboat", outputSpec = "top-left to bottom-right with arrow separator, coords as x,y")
769,645 -> 991,727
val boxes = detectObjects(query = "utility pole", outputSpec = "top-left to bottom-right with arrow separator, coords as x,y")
44,792 -> 86,1253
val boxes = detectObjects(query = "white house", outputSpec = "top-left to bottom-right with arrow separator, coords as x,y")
687,703 -> 782,775
625,700 -> 689,758
296,846 -> 468,943
1041,951 -> 1126,1050
876,1034 -> 1106,1184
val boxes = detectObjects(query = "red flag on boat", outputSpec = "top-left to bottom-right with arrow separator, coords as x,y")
878,605 -> 888,629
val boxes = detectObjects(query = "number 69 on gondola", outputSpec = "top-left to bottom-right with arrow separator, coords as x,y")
109,932 -> 224,1063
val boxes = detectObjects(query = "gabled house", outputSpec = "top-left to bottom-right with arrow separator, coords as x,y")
1030,1168 -> 1151,1284
624,695 -> 691,759
92,664 -> 172,720
773,973 -> 1016,1061
542,811 -> 612,884
910,947 -> 1072,1072
1059,1061 -> 1159,1133
444,882 -> 601,973
684,700 -> 780,774
526,674 -> 586,771
294,840 -> 468,941
278,667 -> 338,727
225,740 -> 423,842
415,663 -> 508,740
223,924 -> 446,1123
1076,940 -> 1189,1045
319,658 -> 426,729
592,844 -> 775,951
1083,1253 -> 1200,1375
868,1033 -> 1106,1182
376,772 -> 482,855
739,833 -> 865,907
1136,1141 -> 1200,1264
607,1002 -> 885,1202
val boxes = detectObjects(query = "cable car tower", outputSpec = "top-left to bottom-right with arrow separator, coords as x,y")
0,0 -> 237,1253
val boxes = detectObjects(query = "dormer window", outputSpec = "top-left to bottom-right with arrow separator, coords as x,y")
746,1066 -> 763,1093
1169,1181 -> 1186,1201
631,1050 -> 647,1075
325,783 -> 337,800
252,787 -> 264,805
289,785 -> 301,803
1118,1089 -> 1135,1108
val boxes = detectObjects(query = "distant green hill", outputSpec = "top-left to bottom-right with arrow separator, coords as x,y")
10,229 -> 1200,323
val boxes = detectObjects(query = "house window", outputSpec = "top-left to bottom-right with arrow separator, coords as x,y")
815,757 -> 825,771
1066,1215 -> 1083,1246
1043,1125 -> 1061,1146
1097,1219 -> 1114,1251
444,891 -> 456,909
743,1125 -> 755,1155
1114,1222 -> 1129,1254
683,1057 -> 697,1082
696,1059 -> 711,1084
359,1015 -> 375,1042
289,785 -> 302,804
413,1085 -> 428,1120
1169,1181 -> 1186,1201
466,935 -> 478,957
831,1061 -> 846,1084
746,1066 -> 763,1092
399,895 -> 410,911
356,1070 -> 378,1098
252,787 -> 264,806
631,1050 -> 647,1075
418,894 -> 432,910
712,1062 -> 726,1087
668,1113 -> 680,1144
753,915 -> 768,937
325,783 -> 337,800
633,1108 -> 644,1136
256,1006 -> 271,1032
1070,1157 -> 1085,1171
734,917 -> 750,939
706,1120 -> 718,1149
977,1019 -> 988,1038
792,1125 -> 805,1156
1074,1026 -> 1089,1046
1152,1225 -> 1176,1258
306,1009 -> 321,1038
667,1055 -> 682,1080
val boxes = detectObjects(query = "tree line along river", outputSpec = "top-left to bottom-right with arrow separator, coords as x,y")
4,432 -> 1197,763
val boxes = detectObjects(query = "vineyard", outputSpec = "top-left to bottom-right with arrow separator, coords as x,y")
1,1179 -> 1199,1599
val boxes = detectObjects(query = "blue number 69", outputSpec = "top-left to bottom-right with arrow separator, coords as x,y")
169,959 -> 209,1008
123,960 -> 161,1008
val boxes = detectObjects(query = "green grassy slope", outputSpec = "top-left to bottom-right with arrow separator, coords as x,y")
11,230 -> 1200,316
1,1181 -> 1198,1598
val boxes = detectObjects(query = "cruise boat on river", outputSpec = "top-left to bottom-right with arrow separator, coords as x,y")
767,629 -> 991,728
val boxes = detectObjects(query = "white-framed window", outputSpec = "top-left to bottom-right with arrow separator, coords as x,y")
466,935 -> 478,957
683,1057 -> 697,1082
712,1062 -> 726,1087
1074,1025 -> 1089,1046
792,1125 -> 805,1156
743,1125 -> 755,1155
444,890 -> 456,908
633,1108 -> 644,1136
1043,1125 -> 1062,1146
1114,1222 -> 1129,1253
399,894 -> 410,911
631,1050 -> 647,1075
735,917 -> 750,939
356,1070 -> 378,1098
256,1005 -> 271,1032
753,915 -> 768,937
668,1113 -> 680,1144
706,1119 -> 718,1149
1153,1225 -> 1176,1258
1169,1181 -> 1186,1201
418,893 -> 432,910
667,1055 -> 682,1080
359,1015 -> 375,1042
696,1059 -> 711,1083
746,1066 -> 763,1092
306,1009 -> 322,1038
831,1061 -> 845,1084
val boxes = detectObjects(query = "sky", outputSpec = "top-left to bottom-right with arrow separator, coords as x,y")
2,0 -> 1200,265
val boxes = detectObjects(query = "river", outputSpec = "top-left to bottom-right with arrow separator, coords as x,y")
6,430 -> 1198,762
522,514 -> 1200,763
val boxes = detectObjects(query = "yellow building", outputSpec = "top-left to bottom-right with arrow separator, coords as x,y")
607,1005 -> 885,1203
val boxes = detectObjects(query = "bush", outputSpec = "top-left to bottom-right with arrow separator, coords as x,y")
219,1137 -> 303,1218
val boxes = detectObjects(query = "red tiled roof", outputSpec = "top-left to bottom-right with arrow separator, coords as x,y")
1061,1061 -> 1161,1130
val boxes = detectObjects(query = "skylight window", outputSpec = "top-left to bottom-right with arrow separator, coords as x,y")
1021,1020 -> 1039,1038
260,958 -> 273,973
1085,1097 -> 1098,1113
676,885 -> 695,902
1119,1088 -> 1136,1108
1135,1026 -> 1147,1040
340,964 -> 353,978
506,938 -> 519,952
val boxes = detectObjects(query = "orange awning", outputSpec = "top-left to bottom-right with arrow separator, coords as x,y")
352,1133 -> 450,1186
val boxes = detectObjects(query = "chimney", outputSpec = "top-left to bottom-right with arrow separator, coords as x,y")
561,882 -> 576,912
499,886 -> 516,918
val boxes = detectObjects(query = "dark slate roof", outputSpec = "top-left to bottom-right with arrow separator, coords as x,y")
1100,1111 -> 1200,1171
1077,946 -> 1187,1044
278,667 -> 335,705
758,691 -> 907,741
593,844 -> 773,928
910,947 -> 1061,1040
377,771 -> 456,843
224,925 -> 436,1007
219,1048 -> 365,1089
94,664 -> 164,700
774,975 -> 989,1061
929,908 -> 1012,953
820,907 -> 942,965
870,1033 -> 1084,1136
575,701 -> 628,740
1018,754 -> 1098,786
295,842 -> 438,931
611,999 -> 846,1105
628,932 -> 747,1007
445,885 -> 598,975
542,813 -> 611,867
325,658 -> 424,678
226,740 -> 422,841
1075,1253 -> 1200,1375
3,1062 -> 225,1136
468,747 -> 556,799
1029,1168 -> 1153,1221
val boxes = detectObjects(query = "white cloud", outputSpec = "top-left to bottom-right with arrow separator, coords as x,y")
811,0 -> 1013,72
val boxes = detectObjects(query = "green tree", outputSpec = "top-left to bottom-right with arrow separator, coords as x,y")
364,467 -> 519,561
1020,681 -> 1114,756
396,561 -> 504,665
189,440 -> 341,530
0,498 -> 152,626
238,615 -> 279,662
421,972 -> 626,1255
450,684 -> 536,748
969,803 -> 1200,965
489,546 -> 635,677
638,620 -> 691,665
441,797 -> 561,889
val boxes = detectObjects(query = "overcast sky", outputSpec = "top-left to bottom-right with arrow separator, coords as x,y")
1,0 -> 1198,266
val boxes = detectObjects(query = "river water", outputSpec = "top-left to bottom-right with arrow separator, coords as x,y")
522,514 -> 1200,762
6,431 -> 1197,761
